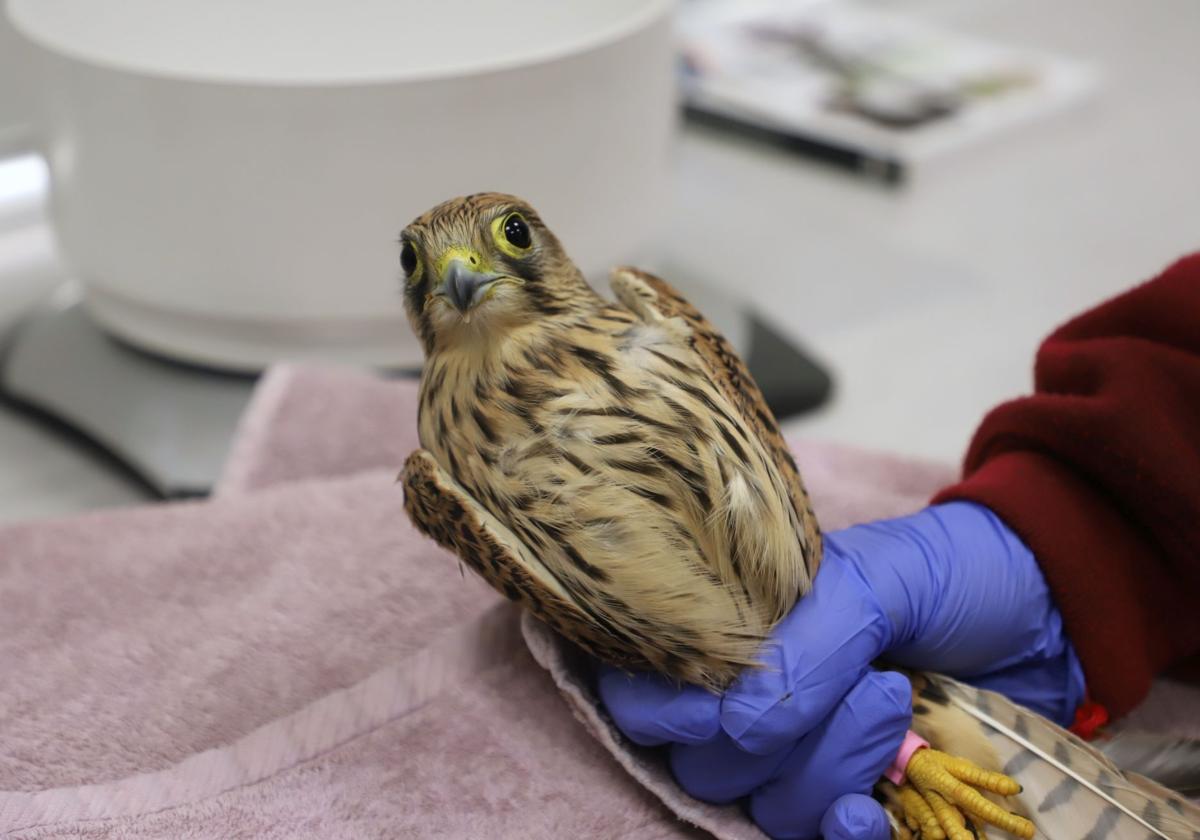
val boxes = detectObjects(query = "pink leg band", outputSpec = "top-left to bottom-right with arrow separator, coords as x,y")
884,730 -> 930,785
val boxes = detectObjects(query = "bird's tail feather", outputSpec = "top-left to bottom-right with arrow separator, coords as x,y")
1098,731 -> 1200,798
924,673 -> 1200,840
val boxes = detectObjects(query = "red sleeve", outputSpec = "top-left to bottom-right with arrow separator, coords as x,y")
933,254 -> 1200,717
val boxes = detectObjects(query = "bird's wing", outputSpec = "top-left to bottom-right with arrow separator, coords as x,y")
609,266 -> 821,575
402,449 -> 649,671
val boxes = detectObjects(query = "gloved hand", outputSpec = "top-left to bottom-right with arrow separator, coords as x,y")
598,501 -> 1087,840
599,665 -> 911,840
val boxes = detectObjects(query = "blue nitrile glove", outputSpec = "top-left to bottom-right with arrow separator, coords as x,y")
598,501 -> 1087,840
599,665 -> 909,840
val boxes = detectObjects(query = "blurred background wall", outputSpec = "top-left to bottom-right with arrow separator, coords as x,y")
0,8 -> 34,146
0,0 -> 1197,522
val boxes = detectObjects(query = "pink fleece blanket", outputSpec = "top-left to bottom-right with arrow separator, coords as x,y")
1,365 -> 1194,839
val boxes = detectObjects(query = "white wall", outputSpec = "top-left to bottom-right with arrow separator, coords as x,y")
0,2 -> 36,148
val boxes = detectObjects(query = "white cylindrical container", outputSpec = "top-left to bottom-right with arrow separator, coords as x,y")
6,0 -> 677,370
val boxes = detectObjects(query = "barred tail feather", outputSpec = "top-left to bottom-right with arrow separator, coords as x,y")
1098,732 -> 1200,798
927,674 -> 1200,840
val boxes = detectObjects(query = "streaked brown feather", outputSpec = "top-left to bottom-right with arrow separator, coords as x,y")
400,193 -> 815,688
402,448 -> 644,671
609,266 -> 822,582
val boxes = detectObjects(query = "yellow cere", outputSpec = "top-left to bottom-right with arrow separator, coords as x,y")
434,245 -> 493,281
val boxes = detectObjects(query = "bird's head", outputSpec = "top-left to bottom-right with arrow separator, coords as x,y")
399,193 -> 591,353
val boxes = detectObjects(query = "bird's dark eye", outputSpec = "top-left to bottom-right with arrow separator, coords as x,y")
502,213 -> 532,250
400,241 -> 417,276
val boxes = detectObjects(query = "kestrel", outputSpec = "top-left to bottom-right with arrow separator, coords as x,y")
399,194 -> 1196,840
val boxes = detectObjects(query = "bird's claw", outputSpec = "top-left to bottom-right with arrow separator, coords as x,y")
895,749 -> 1033,840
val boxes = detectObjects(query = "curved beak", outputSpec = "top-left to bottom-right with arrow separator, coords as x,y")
440,259 -> 502,314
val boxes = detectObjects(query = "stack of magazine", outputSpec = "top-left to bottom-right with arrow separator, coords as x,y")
678,0 -> 1100,183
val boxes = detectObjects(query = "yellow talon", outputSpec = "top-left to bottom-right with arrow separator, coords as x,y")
924,790 -> 973,840
906,749 -> 1035,840
886,806 -> 915,840
898,784 -> 944,840
939,753 -> 1022,797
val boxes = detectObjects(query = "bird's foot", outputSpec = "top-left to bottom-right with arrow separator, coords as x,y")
895,749 -> 1034,840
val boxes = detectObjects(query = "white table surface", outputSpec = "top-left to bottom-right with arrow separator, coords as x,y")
1,0 -> 1197,523
668,0 -> 1200,461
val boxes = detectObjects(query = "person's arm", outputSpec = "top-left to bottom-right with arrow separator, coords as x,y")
935,253 -> 1200,717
